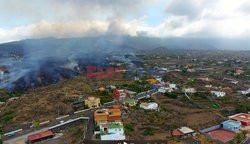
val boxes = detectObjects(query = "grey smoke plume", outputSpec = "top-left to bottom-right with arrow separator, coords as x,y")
0,36 -> 132,90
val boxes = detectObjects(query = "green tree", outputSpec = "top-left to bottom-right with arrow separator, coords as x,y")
32,121 -> 40,130
124,124 -> 134,133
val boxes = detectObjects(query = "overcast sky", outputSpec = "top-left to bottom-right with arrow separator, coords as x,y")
0,0 -> 250,43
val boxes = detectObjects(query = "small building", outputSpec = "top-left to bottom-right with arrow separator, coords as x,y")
231,80 -> 239,85
106,85 -> 116,90
197,77 -> 211,82
8,97 -> 19,102
221,120 -> 241,132
94,109 -> 109,124
99,122 -> 125,140
235,69 -> 244,75
134,76 -> 140,81
27,130 -> 54,144
241,88 -> 250,95
97,87 -> 106,92
172,127 -> 195,138
211,91 -> 226,97
229,113 -> 250,126
155,77 -> 162,82
113,89 -> 127,101
187,69 -> 196,73
169,84 -> 177,90
94,108 -> 122,124
107,108 -> 122,123
85,96 -> 101,108
182,88 -> 196,94
125,90 -> 137,97
123,98 -> 138,107
146,79 -> 157,84
140,102 -> 158,110
158,87 -> 166,93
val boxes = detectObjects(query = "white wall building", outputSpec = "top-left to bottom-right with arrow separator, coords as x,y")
241,88 -> 250,95
158,87 -> 166,93
182,88 -> 196,94
140,102 -> 158,110
211,91 -> 226,97
99,122 -> 125,140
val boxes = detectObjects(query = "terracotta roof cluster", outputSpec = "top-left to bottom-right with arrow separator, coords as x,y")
94,107 -> 122,123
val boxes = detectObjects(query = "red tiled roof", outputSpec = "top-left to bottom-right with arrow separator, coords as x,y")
108,108 -> 121,113
231,114 -> 250,123
172,129 -> 183,136
207,129 -> 235,143
100,123 -> 109,128
28,130 -> 54,142
108,115 -> 121,121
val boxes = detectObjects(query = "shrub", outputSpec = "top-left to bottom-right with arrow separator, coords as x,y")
95,134 -> 100,139
143,127 -> 154,136
124,124 -> 134,133
100,95 -> 113,104
1,110 -> 14,123
236,104 -> 250,113
164,92 -> 177,99
194,92 -> 208,99
94,125 -> 100,131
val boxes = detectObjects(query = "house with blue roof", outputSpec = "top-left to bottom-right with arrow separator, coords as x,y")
222,120 -> 241,132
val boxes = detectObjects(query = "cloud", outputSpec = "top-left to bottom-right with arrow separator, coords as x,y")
0,0 -> 250,43
162,0 -> 250,38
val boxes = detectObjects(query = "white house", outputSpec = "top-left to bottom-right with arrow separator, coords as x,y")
155,77 -> 162,82
182,88 -> 196,94
178,127 -> 195,135
158,83 -> 177,93
241,88 -> 250,95
99,122 -> 125,140
205,85 -> 213,88
158,87 -> 166,93
211,91 -> 226,97
140,102 -> 158,110
169,84 -> 177,90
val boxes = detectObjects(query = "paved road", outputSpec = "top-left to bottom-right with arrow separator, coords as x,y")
242,137 -> 250,144
3,89 -> 158,143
